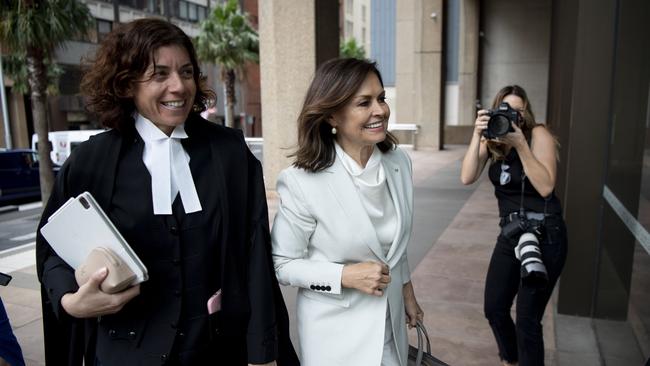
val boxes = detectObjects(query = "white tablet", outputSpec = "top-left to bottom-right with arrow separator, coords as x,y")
40,191 -> 148,284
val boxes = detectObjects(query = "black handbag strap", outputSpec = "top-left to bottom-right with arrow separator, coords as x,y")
415,320 -> 432,365
413,321 -> 452,366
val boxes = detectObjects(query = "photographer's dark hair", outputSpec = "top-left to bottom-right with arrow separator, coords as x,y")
487,85 -> 538,160
291,58 -> 397,173
80,18 -> 215,131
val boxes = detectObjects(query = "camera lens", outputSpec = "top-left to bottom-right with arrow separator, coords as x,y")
487,114 -> 511,138
515,232 -> 548,287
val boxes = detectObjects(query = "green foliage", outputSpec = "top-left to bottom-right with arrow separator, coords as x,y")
0,0 -> 94,54
0,0 -> 92,95
340,37 -> 366,59
195,0 -> 259,72
0,0 -> 95,202
2,53 -> 64,95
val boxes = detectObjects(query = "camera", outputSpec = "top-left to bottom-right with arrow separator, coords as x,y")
502,214 -> 548,287
482,102 -> 521,139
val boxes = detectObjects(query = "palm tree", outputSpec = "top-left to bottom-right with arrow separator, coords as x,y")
0,0 -> 93,204
1,53 -> 64,96
196,0 -> 258,131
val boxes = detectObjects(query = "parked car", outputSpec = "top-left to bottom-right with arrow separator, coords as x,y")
31,129 -> 104,166
0,149 -> 58,204
245,137 -> 263,162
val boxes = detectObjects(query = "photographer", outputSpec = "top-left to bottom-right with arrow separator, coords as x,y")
460,85 -> 567,366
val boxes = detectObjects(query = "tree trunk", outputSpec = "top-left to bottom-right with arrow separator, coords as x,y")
223,68 -> 241,132
222,83 -> 232,128
26,47 -> 55,204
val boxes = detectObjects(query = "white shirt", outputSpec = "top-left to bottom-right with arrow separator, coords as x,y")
134,114 -> 202,215
335,143 -> 397,255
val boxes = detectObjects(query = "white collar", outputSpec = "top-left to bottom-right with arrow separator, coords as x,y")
135,114 -> 202,215
334,142 -> 385,186
135,113 -> 189,141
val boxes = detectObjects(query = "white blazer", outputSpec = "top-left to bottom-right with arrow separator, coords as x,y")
272,147 -> 413,366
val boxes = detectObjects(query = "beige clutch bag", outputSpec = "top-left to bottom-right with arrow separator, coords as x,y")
75,247 -> 136,294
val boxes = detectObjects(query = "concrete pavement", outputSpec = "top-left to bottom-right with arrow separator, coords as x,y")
0,145 -> 628,365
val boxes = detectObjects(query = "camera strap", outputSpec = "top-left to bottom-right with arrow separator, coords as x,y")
518,173 -> 549,225
518,173 -> 526,216
517,133 -> 549,222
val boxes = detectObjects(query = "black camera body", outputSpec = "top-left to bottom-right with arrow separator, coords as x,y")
482,102 -> 521,139
501,213 -> 542,239
502,213 -> 548,287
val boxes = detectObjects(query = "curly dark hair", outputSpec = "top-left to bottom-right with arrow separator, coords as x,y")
292,58 -> 397,173
80,18 -> 215,130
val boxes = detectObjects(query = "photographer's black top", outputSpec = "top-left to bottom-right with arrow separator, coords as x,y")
488,148 -> 563,217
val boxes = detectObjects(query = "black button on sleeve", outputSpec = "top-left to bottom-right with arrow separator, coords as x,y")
310,285 -> 316,290
325,286 -> 331,291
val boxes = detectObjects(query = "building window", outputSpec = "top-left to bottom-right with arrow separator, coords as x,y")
97,19 -> 112,43
345,20 -> 353,38
346,0 -> 353,15
198,6 -> 206,22
188,2 -> 198,21
118,0 -> 136,8
176,0 -> 207,22
362,4 -> 366,22
119,0 -> 161,14
179,0 -> 188,19
146,0 -> 156,13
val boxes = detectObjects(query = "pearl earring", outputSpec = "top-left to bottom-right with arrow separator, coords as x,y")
331,127 -> 337,135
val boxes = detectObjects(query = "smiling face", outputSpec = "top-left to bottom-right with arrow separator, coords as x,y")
131,45 -> 197,135
331,72 -> 390,156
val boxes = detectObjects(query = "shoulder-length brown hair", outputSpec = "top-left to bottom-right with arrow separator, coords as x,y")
486,85 -> 539,160
80,18 -> 214,130
292,58 -> 398,172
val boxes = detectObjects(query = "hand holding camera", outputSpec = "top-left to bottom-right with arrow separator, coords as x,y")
482,102 -> 521,139
479,102 -> 527,149
473,109 -> 490,137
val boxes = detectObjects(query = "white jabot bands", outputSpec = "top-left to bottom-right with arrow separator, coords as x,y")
135,114 -> 202,215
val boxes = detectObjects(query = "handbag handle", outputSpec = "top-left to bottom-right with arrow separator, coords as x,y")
415,320 -> 432,366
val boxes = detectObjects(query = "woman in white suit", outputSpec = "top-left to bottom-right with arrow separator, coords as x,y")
271,58 -> 423,366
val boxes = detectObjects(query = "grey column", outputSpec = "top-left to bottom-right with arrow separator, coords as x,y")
549,0 -> 618,316
457,0 -> 479,127
395,0 -> 443,149
259,0 -> 338,189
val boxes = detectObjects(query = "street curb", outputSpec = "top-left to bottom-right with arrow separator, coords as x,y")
0,206 -> 18,214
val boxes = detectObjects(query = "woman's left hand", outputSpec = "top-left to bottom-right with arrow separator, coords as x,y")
499,122 -> 527,150
403,281 -> 423,329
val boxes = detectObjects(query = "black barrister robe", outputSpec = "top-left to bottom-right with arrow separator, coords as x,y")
35,114 -> 298,365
